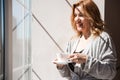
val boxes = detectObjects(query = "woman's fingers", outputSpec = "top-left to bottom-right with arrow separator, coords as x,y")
68,53 -> 87,63
68,54 -> 79,62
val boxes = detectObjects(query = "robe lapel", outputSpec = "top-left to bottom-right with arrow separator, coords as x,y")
71,38 -> 80,53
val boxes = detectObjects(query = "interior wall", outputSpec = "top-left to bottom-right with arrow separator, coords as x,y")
105,0 -> 120,80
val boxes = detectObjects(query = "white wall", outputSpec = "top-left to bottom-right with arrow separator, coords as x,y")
31,0 -> 104,80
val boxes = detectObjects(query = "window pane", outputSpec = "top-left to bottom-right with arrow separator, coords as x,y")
12,0 -> 31,80
0,0 -> 4,79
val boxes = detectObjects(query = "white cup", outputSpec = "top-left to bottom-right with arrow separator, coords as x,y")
56,53 -> 72,63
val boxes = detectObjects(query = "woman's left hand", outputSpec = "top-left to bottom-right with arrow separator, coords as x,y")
68,53 -> 88,64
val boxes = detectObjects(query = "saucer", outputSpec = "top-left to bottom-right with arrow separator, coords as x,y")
52,59 -> 72,65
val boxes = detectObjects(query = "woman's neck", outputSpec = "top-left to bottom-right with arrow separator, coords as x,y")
82,31 -> 91,39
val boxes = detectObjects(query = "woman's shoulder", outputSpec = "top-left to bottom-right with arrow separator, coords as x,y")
94,31 -> 113,43
100,31 -> 111,40
93,31 -> 111,42
92,31 -> 113,46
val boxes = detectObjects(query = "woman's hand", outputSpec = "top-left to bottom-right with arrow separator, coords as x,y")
68,53 -> 88,64
53,59 -> 65,69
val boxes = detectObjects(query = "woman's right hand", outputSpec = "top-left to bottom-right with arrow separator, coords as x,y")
53,59 -> 65,69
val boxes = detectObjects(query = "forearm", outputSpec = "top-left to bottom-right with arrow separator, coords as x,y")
57,65 -> 71,78
82,56 -> 116,79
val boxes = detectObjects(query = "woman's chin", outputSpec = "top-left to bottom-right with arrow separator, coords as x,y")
77,28 -> 83,32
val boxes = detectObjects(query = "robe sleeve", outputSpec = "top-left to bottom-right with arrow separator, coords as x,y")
57,65 -> 71,78
57,41 -> 71,78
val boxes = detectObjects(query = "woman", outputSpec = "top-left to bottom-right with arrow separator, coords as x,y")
53,0 -> 117,80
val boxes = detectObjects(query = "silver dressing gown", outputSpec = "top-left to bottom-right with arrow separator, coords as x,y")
58,32 -> 117,80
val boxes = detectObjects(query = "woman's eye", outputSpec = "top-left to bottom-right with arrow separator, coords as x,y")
74,14 -> 77,17
79,14 -> 83,17
74,13 -> 84,17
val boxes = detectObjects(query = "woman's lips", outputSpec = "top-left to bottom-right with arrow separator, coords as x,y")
76,22 -> 83,28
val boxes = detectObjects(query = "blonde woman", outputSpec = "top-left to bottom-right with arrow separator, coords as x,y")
53,0 -> 117,80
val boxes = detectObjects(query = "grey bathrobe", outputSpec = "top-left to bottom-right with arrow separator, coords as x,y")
58,32 -> 117,80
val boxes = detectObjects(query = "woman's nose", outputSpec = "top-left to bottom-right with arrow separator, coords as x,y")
74,15 -> 80,22
75,15 -> 78,20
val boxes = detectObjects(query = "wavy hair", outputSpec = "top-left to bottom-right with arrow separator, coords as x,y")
71,0 -> 105,36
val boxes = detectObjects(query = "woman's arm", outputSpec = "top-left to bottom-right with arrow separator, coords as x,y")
57,64 -> 71,78
56,41 -> 73,78
82,34 -> 117,79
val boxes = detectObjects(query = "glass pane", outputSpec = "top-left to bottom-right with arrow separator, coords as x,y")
12,0 -> 31,80
0,0 -> 4,79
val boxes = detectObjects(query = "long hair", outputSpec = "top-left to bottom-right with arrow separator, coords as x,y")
71,0 -> 105,36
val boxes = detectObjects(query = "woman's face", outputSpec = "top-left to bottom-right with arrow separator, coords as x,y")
74,6 -> 91,34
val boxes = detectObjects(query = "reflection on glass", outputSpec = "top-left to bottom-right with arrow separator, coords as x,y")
0,0 -> 4,79
12,0 -> 31,80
